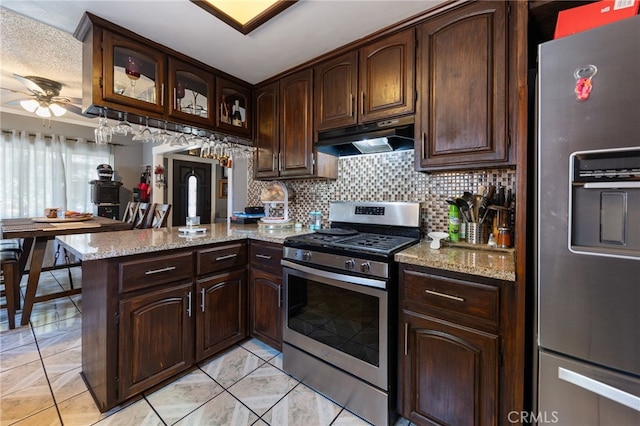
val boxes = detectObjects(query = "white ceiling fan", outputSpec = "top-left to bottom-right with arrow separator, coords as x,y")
4,74 -> 84,118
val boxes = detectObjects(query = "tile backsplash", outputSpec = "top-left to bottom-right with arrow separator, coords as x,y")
247,150 -> 515,236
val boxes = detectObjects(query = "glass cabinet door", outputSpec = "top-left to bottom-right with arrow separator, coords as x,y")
216,77 -> 252,138
168,58 -> 214,126
102,31 -> 165,114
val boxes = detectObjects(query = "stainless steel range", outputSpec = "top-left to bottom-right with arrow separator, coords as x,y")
282,201 -> 421,426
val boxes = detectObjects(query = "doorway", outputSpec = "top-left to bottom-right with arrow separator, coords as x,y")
172,159 -> 212,226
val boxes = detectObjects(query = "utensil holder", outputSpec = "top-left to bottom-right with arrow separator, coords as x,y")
467,223 -> 489,244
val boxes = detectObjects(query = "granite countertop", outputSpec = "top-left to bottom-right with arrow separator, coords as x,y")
57,223 -> 311,261
58,224 -> 515,281
395,240 -> 516,282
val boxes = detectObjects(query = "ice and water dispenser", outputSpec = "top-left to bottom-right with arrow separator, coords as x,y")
569,148 -> 640,259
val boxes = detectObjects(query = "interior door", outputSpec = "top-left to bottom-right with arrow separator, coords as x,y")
172,159 -> 212,226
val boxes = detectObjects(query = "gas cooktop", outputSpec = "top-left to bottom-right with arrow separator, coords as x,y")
284,231 -> 419,256
284,201 -> 422,258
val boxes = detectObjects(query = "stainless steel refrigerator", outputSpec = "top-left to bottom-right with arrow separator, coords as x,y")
537,16 -> 640,425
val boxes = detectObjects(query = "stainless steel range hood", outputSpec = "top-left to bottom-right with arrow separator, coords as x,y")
315,115 -> 415,156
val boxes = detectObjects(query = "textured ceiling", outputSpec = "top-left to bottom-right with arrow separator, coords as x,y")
0,0 -> 445,127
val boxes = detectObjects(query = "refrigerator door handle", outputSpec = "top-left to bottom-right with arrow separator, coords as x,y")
583,182 -> 640,189
558,367 -> 640,412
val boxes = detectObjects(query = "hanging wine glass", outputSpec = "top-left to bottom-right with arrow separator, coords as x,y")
125,56 -> 141,98
113,111 -> 132,135
94,110 -> 104,145
94,108 -> 112,145
156,120 -> 173,145
132,116 -> 153,143
217,137 -> 231,167
200,139 -> 210,158
187,128 -> 205,146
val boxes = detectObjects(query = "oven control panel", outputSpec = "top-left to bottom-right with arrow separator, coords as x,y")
355,206 -> 385,216
283,248 -> 389,280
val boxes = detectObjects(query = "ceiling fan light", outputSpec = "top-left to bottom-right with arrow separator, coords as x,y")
35,106 -> 52,118
20,99 -> 39,112
49,103 -> 67,117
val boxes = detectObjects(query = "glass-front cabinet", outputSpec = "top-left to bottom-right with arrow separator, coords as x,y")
168,58 -> 214,127
79,14 -> 253,136
102,30 -> 165,115
216,77 -> 251,138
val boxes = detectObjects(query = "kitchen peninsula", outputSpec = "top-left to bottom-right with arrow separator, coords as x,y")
57,224 -> 515,414
56,223 -> 308,412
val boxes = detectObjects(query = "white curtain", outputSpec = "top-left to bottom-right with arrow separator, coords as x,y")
0,130 -> 112,218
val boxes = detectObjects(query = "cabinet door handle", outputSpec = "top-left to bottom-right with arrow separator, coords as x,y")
279,153 -> 283,172
161,83 -> 165,106
277,285 -> 282,309
272,154 -> 277,172
145,266 -> 176,275
425,289 -> 464,302
349,93 -> 354,117
187,291 -> 192,317
360,91 -> 365,116
215,253 -> 237,261
404,322 -> 409,356
421,132 -> 426,155
256,254 -> 272,260
173,88 -> 177,109
200,288 -> 205,312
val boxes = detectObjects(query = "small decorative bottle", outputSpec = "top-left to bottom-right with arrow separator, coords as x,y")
448,205 -> 460,242
232,100 -> 242,126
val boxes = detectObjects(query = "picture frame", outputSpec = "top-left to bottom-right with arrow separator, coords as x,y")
218,179 -> 228,198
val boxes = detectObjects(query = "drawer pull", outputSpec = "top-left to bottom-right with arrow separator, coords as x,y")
425,289 -> 464,302
256,254 -> 272,260
215,253 -> 238,261
144,266 -> 177,275
187,291 -> 192,317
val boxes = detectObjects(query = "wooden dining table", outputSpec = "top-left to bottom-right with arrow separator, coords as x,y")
1,216 -> 132,326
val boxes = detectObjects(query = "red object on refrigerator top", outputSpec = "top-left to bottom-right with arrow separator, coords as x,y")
554,0 -> 640,39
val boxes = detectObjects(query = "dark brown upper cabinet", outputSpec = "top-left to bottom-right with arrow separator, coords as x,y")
314,28 -> 415,132
279,69 -> 315,177
415,1 -> 512,171
216,77 -> 252,138
254,81 -> 280,179
101,30 -> 166,116
168,58 -> 214,128
254,71 -> 337,180
77,13 -> 252,136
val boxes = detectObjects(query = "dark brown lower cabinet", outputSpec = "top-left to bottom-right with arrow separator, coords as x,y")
248,240 -> 283,351
249,268 -> 282,350
81,242 -> 248,412
398,264 -> 515,426
119,282 -> 194,400
196,268 -> 247,360
401,310 -> 498,426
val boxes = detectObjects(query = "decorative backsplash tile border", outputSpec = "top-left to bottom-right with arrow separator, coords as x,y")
246,150 -> 516,236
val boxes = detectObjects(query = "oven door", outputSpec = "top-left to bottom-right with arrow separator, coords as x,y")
282,260 -> 389,390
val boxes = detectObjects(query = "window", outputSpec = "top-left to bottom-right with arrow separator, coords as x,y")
0,131 -> 112,218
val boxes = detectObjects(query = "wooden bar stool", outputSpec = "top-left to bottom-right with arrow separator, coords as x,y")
1,239 -> 22,329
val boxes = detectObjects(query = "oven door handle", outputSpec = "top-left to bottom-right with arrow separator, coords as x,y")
281,260 -> 387,290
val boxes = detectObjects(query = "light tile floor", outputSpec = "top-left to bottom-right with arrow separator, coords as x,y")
1,267 -> 415,426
